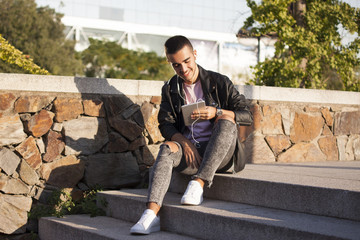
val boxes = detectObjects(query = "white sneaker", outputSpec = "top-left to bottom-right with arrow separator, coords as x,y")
130,209 -> 160,235
181,180 -> 204,205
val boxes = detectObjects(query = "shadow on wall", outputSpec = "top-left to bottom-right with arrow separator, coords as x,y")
27,77 -> 159,234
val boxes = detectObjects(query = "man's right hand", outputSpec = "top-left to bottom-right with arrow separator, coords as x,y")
171,133 -> 202,169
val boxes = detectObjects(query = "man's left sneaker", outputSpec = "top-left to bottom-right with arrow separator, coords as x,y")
181,180 -> 204,205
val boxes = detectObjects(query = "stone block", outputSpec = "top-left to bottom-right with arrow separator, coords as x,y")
109,117 -> 143,142
53,98 -> 83,122
290,112 -> 324,143
353,135 -> 360,160
321,107 -> 333,127
63,117 -> 109,156
145,107 -> 164,144
334,111 -> 360,136
14,96 -> 54,113
26,109 -> 54,137
52,122 -> 63,132
128,136 -> 146,151
84,152 -> 141,189
107,131 -> 129,153
278,142 -> 326,162
19,160 -> 39,186
141,102 -> 154,124
83,99 -> 105,117
39,155 -> 84,188
150,96 -> 161,105
337,135 -> 348,161
318,136 -> 338,161
122,104 -> 141,120
0,193 -> 32,234
261,112 -> 283,135
0,93 -> 16,111
36,137 -> 46,154
103,96 -> 134,119
43,130 -> 65,162
0,148 -> 21,176
265,135 -> 291,156
15,136 -> 42,170
0,175 -> 29,194
0,115 -> 27,146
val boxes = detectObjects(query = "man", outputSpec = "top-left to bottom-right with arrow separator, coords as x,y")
130,35 -> 253,235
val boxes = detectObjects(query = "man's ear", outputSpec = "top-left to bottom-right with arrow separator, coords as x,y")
193,49 -> 197,59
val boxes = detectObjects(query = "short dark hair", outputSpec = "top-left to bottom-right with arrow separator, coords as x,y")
164,35 -> 193,55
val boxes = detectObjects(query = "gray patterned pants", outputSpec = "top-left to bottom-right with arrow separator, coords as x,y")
147,119 -> 237,207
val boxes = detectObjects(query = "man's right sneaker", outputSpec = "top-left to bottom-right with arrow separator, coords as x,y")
181,180 -> 204,205
130,209 -> 160,235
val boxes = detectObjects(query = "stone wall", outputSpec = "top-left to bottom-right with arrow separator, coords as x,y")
241,101 -> 360,163
0,73 -> 359,236
0,91 -> 162,235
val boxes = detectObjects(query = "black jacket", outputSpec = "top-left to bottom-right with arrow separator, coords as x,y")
158,65 -> 253,172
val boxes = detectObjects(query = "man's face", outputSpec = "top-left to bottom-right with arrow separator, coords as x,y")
166,45 -> 198,84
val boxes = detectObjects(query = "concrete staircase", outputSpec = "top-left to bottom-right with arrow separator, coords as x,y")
39,161 -> 360,240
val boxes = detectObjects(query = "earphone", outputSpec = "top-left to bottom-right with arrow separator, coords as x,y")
177,75 -> 203,148
189,99 -> 203,148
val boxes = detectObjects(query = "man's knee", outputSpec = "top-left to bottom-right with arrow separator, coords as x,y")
163,141 -> 179,153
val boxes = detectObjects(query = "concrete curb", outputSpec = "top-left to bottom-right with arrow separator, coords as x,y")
1,73 -> 360,105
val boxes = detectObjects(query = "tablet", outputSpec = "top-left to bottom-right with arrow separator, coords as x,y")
181,101 -> 206,126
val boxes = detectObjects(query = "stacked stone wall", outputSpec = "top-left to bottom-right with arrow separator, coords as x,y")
0,91 -> 162,235
242,101 -> 360,163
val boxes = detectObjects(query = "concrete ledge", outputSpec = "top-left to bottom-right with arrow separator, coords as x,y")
1,73 -> 360,105
237,85 -> 360,105
0,73 -> 164,96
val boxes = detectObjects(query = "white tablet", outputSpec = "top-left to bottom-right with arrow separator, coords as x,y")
181,101 -> 206,126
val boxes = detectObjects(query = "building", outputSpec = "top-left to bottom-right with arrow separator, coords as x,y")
35,0 -> 275,84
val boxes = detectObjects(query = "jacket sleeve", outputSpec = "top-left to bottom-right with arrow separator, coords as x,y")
157,83 -> 181,141
226,79 -> 253,126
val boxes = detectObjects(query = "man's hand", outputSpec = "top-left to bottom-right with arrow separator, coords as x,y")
191,106 -> 216,120
191,106 -> 236,123
171,133 -> 202,169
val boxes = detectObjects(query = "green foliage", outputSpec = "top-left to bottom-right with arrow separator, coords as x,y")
0,35 -> 49,75
81,38 -> 174,80
29,187 -> 107,220
243,0 -> 360,91
0,0 -> 82,75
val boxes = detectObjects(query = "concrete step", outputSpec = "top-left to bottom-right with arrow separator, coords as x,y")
38,214 -> 196,240
169,161 -> 360,221
98,189 -> 360,240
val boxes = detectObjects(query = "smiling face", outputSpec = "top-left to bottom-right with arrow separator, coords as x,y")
166,45 -> 199,85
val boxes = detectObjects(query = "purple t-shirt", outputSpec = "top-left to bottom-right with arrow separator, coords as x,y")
182,80 -> 213,143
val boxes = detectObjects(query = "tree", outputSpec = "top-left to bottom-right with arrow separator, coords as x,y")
81,39 -> 174,80
0,0 -> 82,75
242,0 -> 360,91
0,35 -> 49,75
